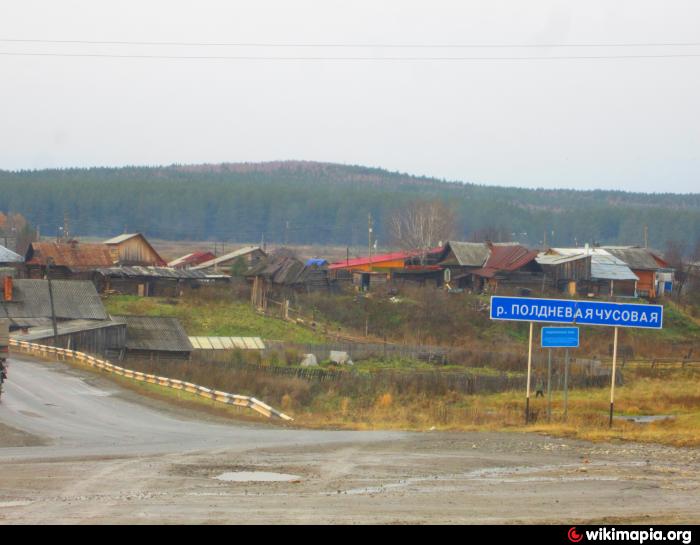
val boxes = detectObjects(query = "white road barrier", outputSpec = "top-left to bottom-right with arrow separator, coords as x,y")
8,339 -> 293,421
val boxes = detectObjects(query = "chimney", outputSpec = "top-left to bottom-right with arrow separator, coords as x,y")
3,276 -> 12,302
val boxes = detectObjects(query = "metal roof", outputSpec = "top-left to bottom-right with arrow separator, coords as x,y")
26,242 -> 115,269
0,244 -> 23,263
472,245 -> 539,278
551,248 -> 638,281
189,336 -> 265,350
0,279 -> 108,321
191,246 -> 264,270
104,233 -> 141,245
116,315 -> 193,352
440,242 -> 491,267
602,247 -> 665,270
12,318 -> 125,341
168,251 -> 217,269
96,266 -> 215,280
536,252 -> 590,265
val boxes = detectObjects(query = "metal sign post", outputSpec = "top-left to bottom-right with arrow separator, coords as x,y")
547,349 -> 553,422
541,327 -> 579,423
563,348 -> 570,421
526,321 -> 533,424
609,326 -> 619,428
491,296 -> 662,428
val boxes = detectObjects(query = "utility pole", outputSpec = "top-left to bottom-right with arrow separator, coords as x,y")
368,213 -> 373,272
46,258 -> 59,346
284,220 -> 290,246
63,212 -> 70,242
643,225 -> 649,249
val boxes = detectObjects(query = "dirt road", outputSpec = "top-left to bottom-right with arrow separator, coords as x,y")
1,356 -> 699,524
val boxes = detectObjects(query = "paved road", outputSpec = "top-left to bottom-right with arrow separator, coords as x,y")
0,356 -> 398,460
0,356 -> 699,524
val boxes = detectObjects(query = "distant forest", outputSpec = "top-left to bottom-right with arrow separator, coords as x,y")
1,161 -> 699,252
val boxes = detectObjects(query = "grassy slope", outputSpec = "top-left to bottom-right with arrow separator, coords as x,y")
104,295 -> 326,344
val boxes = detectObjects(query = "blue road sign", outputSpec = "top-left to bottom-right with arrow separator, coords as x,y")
490,296 -> 663,329
541,327 -> 579,348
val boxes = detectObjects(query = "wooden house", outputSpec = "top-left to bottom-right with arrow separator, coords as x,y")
104,233 -> 166,266
603,246 -> 672,298
24,241 -> 115,279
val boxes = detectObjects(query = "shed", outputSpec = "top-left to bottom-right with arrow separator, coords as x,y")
104,233 -> 166,266
95,266 -> 229,297
0,278 -> 109,328
115,315 -> 193,360
536,252 -> 592,294
11,318 -> 127,359
471,244 -> 541,291
189,336 -> 265,362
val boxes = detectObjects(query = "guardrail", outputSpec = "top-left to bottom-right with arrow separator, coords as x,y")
8,339 -> 293,421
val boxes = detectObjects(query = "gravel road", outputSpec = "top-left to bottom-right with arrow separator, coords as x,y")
1,356 -> 699,524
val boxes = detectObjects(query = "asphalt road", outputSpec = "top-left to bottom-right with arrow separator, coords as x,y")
1,356 -> 699,524
0,356 -> 395,460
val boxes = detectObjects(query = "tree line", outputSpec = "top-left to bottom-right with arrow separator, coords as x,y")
1,161 -> 699,253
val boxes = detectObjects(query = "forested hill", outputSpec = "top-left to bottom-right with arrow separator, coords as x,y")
1,161 -> 699,250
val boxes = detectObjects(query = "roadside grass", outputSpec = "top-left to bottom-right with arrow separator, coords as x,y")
121,352 -> 700,448
103,293 -> 326,344
21,346 -> 700,447
289,369 -> 700,447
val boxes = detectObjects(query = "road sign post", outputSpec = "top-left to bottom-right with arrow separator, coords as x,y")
491,296 -> 663,427
526,321 -> 533,424
563,348 -> 570,420
610,326 -> 619,428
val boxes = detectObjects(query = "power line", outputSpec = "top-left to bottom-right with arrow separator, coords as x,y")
1,38 -> 700,48
2,51 -> 700,61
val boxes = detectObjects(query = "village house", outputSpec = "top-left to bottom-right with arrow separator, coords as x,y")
536,251 -> 592,295
191,246 -> 266,274
248,254 -> 331,307
602,246 -> 673,298
548,247 -> 639,297
434,241 -> 492,288
329,249 -> 442,290
104,233 -> 166,266
24,241 -> 115,279
470,244 -> 542,293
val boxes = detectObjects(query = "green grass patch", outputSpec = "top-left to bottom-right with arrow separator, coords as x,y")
104,294 -> 326,343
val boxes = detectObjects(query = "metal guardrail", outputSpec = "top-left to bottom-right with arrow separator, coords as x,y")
8,339 -> 293,421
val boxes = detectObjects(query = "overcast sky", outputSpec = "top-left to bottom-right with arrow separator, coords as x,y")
1,0 -> 699,193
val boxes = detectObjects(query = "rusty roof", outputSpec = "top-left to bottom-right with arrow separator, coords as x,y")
472,245 -> 539,278
26,242 -> 115,269
168,251 -> 217,268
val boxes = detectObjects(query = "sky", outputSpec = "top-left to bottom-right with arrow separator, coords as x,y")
0,0 -> 699,193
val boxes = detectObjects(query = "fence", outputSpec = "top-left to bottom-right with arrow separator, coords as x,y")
203,358 -> 620,396
264,340 -> 450,364
9,339 -> 293,421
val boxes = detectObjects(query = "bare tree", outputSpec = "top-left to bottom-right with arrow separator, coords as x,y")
664,239 -> 699,302
389,200 -> 456,260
